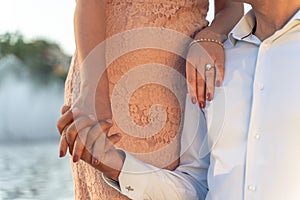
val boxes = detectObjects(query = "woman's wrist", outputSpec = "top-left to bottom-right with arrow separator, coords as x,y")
194,27 -> 228,43
80,81 -> 97,92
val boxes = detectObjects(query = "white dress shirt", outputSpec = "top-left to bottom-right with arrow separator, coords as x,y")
105,10 -> 300,200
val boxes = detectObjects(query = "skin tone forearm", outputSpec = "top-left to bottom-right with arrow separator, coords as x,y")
74,0 -> 111,119
75,0 -> 106,64
58,0 -> 123,181
213,0 -> 244,38
196,0 -> 244,41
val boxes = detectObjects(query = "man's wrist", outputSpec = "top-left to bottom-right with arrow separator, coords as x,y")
101,149 -> 125,181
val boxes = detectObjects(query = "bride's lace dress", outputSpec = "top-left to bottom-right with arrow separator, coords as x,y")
64,0 -> 208,199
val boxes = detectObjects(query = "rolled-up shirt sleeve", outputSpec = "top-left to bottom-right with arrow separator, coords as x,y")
103,96 -> 209,200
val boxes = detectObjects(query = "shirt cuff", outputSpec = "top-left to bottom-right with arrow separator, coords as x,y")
103,149 -> 153,199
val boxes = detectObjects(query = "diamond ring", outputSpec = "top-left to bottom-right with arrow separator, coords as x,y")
205,63 -> 215,71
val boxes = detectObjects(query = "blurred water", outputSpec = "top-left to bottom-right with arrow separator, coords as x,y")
0,142 -> 74,200
0,55 -> 64,142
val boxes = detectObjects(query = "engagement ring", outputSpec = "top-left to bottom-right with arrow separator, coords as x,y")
205,63 -> 214,71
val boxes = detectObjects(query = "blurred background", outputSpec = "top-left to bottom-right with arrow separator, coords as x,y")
0,1 -> 251,199
0,0 -> 75,199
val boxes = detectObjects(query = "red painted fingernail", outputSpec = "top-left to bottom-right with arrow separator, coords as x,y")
199,101 -> 205,108
92,158 -> 99,166
116,133 -> 122,137
192,97 -> 197,104
73,155 -> 79,163
59,151 -> 64,158
207,93 -> 212,101
106,119 -> 113,124
216,80 -> 221,87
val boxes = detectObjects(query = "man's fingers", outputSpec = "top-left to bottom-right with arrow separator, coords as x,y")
85,121 -> 112,151
108,133 -> 122,145
91,134 -> 107,166
65,116 -> 96,148
104,133 -> 122,153
56,107 -> 80,134
85,121 -> 114,165
91,132 -> 121,165
72,126 -> 90,162
91,133 -> 122,169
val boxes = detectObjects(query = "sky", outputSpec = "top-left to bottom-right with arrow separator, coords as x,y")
0,0 -> 76,54
0,0 -> 251,55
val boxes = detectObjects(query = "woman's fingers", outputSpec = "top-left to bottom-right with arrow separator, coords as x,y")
61,105 -> 71,115
72,126 -> 91,162
58,105 -> 77,158
56,107 -> 80,134
186,42 -> 212,107
215,51 -> 225,87
206,47 -> 224,101
186,60 -> 198,104
186,43 -> 206,105
59,129 -> 69,158
65,115 -> 96,149
196,64 -> 206,108
186,41 -> 225,106
205,63 -> 216,102
194,43 -> 212,108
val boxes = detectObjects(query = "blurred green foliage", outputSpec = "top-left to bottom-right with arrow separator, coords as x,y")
0,32 -> 71,85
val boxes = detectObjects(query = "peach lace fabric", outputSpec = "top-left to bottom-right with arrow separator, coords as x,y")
64,0 -> 208,199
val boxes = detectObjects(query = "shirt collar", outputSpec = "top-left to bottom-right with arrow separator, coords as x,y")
228,9 -> 300,46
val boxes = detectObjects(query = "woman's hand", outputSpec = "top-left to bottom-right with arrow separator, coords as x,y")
186,29 -> 225,108
57,106 -> 123,181
186,0 -> 243,108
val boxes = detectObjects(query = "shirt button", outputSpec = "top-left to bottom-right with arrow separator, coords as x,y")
248,185 -> 257,192
259,84 -> 264,91
256,84 -> 264,91
254,134 -> 261,140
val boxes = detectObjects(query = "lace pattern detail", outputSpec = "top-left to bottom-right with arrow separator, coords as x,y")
107,49 -> 186,170
65,0 -> 209,199
106,0 -> 208,36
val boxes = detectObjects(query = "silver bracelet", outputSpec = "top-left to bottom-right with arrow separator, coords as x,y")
189,38 -> 224,49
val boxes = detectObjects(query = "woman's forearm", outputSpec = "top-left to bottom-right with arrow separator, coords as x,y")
74,0 -> 106,64
74,0 -> 112,120
212,0 -> 244,40
196,0 -> 244,41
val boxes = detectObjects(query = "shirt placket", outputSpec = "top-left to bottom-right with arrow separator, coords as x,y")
243,39 -> 271,200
